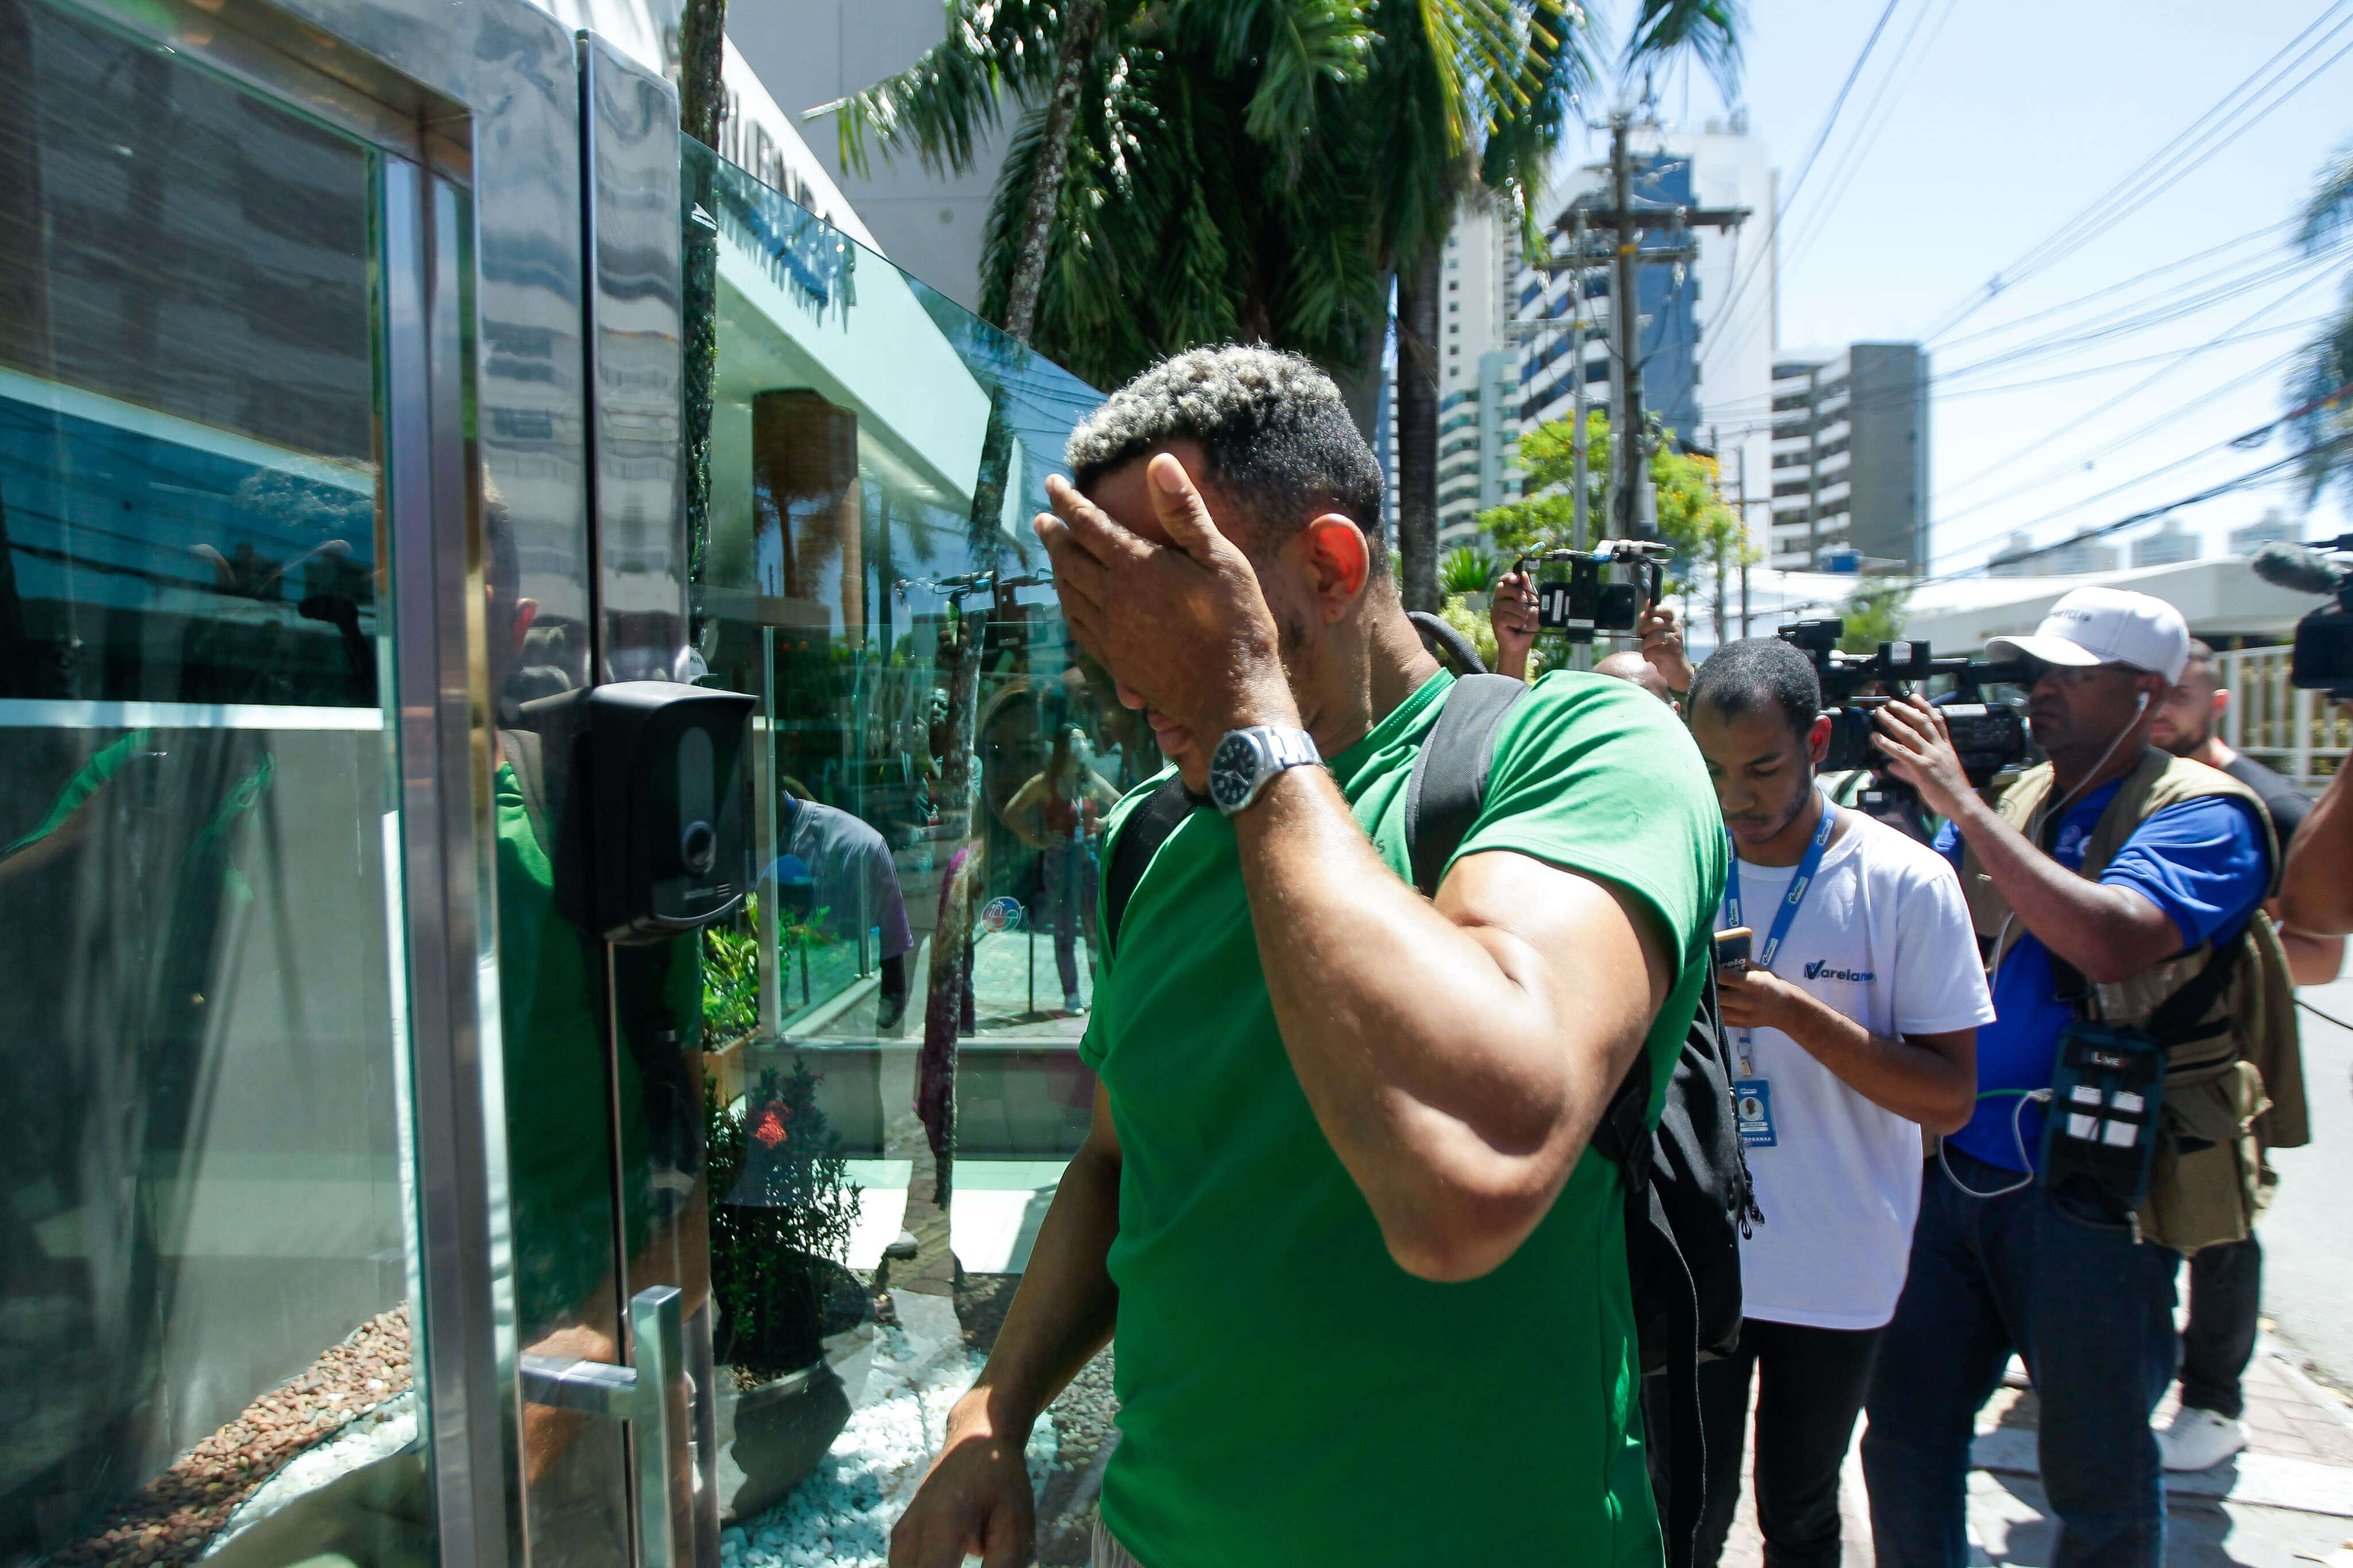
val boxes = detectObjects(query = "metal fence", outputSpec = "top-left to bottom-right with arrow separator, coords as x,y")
2213,644 -> 2350,789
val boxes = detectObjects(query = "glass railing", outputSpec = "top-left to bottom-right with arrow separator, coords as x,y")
682,134 -> 1150,1562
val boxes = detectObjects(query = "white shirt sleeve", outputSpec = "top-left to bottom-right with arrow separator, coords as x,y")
1890,845 -> 1997,1037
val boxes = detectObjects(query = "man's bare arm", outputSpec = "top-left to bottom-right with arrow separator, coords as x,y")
891,1084 -> 1122,1567
1721,961 -> 1976,1134
1874,698 -> 2180,983
2281,762 -> 2353,936
1232,767 -> 1671,1283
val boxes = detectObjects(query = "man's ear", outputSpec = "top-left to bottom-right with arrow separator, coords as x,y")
1299,512 -> 1370,616
1807,713 -> 1833,768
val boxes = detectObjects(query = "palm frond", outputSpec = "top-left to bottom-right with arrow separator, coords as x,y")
2300,139 -> 2353,256
1623,0 -> 1742,94
2291,293 -> 2353,508
820,0 -> 1066,179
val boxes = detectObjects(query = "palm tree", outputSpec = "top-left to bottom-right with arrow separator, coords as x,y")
2294,140 -> 2353,508
823,0 -> 1739,611
826,1 -> 1377,358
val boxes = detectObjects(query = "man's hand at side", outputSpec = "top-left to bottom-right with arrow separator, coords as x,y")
888,1406 -> 1033,1568
891,1087 -> 1124,1566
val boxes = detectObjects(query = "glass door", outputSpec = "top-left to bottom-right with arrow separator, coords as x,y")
0,2 -> 441,1564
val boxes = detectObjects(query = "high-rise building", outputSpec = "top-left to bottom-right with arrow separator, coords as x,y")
2131,517 -> 2202,567
2229,508 -> 2301,554
1990,527 -> 2119,577
1390,121 -> 1775,555
1768,342 -> 1927,571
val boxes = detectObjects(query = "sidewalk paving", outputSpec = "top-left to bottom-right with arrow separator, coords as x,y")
1720,1335 -> 2353,1567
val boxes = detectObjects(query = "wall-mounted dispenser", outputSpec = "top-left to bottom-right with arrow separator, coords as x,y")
573,681 -> 754,943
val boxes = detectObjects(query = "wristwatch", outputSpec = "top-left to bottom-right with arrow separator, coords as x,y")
1208,725 -> 1321,816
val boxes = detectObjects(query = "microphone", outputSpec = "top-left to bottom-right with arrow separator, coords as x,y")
2250,540 -> 2346,597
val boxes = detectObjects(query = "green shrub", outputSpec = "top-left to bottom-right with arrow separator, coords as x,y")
705,1060 -> 863,1378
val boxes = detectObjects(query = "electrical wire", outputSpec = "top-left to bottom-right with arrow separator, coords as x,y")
2297,996 -> 2353,1031
1698,0 -> 1910,367
1933,275 -> 2324,519
1781,0 -> 1962,283
1923,0 -> 2353,342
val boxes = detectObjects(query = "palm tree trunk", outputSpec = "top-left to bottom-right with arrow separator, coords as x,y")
677,0 -> 727,636
1394,244 -> 1441,613
998,0 -> 1101,341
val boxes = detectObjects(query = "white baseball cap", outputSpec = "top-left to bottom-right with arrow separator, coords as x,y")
1985,586 -> 2190,683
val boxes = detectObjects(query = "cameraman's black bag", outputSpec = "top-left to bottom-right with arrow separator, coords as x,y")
1100,673 -> 1754,1568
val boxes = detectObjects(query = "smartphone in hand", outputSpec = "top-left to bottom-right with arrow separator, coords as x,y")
1714,927 -> 1753,974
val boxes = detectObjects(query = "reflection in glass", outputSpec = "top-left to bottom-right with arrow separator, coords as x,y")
684,136 -> 1148,1562
0,3 -> 426,1566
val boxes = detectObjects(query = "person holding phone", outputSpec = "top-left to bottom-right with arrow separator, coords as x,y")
1683,639 -> 1993,1568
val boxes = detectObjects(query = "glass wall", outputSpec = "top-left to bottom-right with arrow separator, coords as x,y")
684,138 -> 1148,1563
0,2 -> 429,1565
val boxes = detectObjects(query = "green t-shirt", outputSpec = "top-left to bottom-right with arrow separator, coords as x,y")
1081,668 -> 1725,1567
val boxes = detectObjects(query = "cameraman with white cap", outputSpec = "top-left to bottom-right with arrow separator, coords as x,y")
1859,588 -> 2282,1568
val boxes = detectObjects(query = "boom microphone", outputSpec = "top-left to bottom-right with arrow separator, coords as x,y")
2250,540 -> 2347,597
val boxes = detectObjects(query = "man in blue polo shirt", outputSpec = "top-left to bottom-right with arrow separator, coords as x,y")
1860,588 -> 2273,1568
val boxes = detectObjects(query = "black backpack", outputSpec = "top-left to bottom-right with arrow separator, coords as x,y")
1100,673 -> 1756,1568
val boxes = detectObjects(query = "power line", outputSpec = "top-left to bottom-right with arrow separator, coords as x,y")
1928,339 -> 2313,561
1781,0 -> 1961,281
1926,379 -> 2353,575
1936,269 -> 2325,504
1913,434 -> 2353,590
1923,0 -> 2353,341
1699,0 -> 1909,366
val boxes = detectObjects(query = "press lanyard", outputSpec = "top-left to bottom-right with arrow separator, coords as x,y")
1722,796 -> 1837,1077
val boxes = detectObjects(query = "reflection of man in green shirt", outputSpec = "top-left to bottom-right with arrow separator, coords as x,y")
893,349 -> 1725,1568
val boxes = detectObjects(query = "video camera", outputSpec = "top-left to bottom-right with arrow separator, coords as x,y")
2249,538 -> 2353,700
1776,620 -> 2031,837
1515,542 -> 1675,643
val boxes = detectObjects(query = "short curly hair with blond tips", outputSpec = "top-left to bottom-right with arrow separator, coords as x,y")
1064,345 -> 1387,571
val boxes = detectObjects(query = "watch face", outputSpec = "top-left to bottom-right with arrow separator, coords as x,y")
1209,732 -> 1256,812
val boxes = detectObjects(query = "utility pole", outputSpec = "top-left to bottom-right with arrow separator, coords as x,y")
1608,113 -> 1645,542
1570,217 -> 1591,555
1535,118 -> 1748,544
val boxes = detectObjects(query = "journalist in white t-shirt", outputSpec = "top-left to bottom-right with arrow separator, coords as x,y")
1684,639 -> 1995,1568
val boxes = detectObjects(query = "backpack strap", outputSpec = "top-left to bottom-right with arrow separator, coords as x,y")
1100,774 -> 1198,960
1402,673 -> 1529,896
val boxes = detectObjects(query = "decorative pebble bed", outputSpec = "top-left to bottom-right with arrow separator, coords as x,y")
724,1277 -> 1118,1568
52,1308 -> 414,1568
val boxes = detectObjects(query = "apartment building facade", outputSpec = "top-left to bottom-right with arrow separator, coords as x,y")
1768,341 -> 1928,571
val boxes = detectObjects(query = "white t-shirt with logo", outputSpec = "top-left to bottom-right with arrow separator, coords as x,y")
1727,809 -> 1995,1330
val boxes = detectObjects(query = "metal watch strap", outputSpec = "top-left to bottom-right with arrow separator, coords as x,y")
1216,725 -> 1320,815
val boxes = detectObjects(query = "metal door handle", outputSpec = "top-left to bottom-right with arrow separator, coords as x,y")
519,1285 -> 688,1568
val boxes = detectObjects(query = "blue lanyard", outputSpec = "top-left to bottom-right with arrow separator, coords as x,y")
1722,798 -> 1837,1072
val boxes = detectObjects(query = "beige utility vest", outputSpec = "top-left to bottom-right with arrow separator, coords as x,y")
1956,748 -> 2303,1251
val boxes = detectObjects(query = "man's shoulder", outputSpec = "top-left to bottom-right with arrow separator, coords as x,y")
1842,808 -> 1964,887
2220,752 -> 2310,831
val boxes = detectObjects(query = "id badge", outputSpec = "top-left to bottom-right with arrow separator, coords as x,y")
1734,1077 -> 1777,1149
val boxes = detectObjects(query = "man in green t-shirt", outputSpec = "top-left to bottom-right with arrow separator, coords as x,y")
890,346 -> 1725,1568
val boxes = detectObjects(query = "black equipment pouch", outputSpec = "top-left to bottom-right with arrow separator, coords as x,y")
2038,1021 -> 2165,1225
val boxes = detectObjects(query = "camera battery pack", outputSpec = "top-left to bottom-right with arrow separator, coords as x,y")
2040,1021 -> 2165,1215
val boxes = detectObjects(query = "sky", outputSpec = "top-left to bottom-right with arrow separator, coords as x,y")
1565,0 -> 2353,579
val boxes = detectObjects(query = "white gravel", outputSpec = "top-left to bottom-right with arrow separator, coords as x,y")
204,1392 -> 417,1557
725,1295 -> 1059,1568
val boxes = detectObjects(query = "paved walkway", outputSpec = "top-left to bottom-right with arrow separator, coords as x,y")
1721,1337 -> 2353,1567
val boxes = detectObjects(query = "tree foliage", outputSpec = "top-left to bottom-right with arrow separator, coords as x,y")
1475,410 -> 1753,597
1838,580 -> 1914,654
2294,138 -> 2353,509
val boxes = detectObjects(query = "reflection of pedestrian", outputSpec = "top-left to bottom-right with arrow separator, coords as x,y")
1004,727 -> 1118,1014
761,784 -> 916,1030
